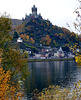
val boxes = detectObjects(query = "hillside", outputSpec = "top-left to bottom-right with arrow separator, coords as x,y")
11,19 -> 23,28
11,17 -> 79,49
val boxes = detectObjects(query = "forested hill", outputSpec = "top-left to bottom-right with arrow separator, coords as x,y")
12,17 -> 79,47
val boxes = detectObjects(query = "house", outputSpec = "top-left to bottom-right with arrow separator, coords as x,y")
34,53 -> 41,59
54,47 -> 64,58
40,52 -> 49,59
41,46 -> 52,52
17,37 -> 23,43
54,51 -> 58,58
68,52 -> 75,58
58,47 -> 63,52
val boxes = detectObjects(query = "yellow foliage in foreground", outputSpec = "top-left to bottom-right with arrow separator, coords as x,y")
75,55 -> 81,65
0,67 -> 23,100
33,82 -> 81,100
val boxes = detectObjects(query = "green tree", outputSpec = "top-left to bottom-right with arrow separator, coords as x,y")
13,31 -> 19,40
0,16 -> 12,48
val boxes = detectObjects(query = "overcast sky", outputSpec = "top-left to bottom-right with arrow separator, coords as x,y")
0,0 -> 80,33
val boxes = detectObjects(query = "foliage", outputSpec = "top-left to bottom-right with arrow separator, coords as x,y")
33,81 -> 81,100
0,16 -> 12,48
13,31 -> 19,40
2,49 -> 29,80
0,67 -> 23,100
74,0 -> 81,65
22,51 -> 29,58
11,17 -> 79,49
40,35 -> 51,46
75,54 -> 81,65
0,15 -> 30,99
74,0 -> 81,34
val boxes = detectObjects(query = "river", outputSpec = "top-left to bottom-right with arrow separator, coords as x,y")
24,60 -> 81,97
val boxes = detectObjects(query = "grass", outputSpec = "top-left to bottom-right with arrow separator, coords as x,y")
28,58 -> 74,62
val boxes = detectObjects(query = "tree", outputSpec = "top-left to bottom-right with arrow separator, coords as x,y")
74,0 -> 81,34
13,31 -> 19,40
0,16 -> 12,48
45,35 -> 51,45
26,35 -> 29,41
74,0 -> 81,65
2,49 -> 29,79
40,35 -> 51,46
0,67 -> 23,100
0,15 -> 30,99
30,37 -> 35,44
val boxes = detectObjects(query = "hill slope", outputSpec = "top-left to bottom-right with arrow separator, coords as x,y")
11,19 -> 23,28
12,17 -> 79,48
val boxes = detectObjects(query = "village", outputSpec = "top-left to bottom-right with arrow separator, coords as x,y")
17,36 -> 79,59
28,46 -> 76,59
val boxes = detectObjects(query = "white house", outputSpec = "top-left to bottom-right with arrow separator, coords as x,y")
17,37 -> 23,43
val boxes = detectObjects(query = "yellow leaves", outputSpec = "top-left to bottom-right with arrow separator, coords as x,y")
30,37 -> 35,44
75,54 -> 81,65
46,21 -> 49,26
0,67 -> 10,99
20,33 -> 35,44
41,35 -> 51,45
0,15 -> 25,100
46,35 -> 51,45
0,58 -> 2,63
17,92 -> 24,97
35,81 -> 81,100
26,35 -> 29,41
0,67 -> 23,100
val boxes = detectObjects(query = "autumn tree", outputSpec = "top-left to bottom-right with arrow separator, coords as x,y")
26,35 -> 29,41
0,14 -> 30,99
30,37 -> 35,44
2,49 -> 29,79
45,35 -> 51,45
0,67 -> 23,100
40,35 -> 51,46
74,0 -> 81,65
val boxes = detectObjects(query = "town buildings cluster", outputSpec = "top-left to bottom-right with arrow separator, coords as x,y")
29,46 -> 75,59
17,37 -> 77,59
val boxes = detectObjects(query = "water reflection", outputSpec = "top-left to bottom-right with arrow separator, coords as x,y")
25,61 -> 81,96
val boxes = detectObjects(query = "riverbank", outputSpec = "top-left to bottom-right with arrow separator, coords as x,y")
28,58 -> 74,62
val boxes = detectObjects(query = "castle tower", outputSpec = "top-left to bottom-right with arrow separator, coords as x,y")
32,5 -> 37,17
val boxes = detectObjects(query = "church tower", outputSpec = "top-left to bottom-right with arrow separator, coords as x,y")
32,5 -> 37,17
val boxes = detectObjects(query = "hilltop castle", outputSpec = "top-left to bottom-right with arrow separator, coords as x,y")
22,5 -> 42,22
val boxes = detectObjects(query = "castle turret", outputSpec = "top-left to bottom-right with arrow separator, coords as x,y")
22,5 -> 42,22
32,5 -> 37,17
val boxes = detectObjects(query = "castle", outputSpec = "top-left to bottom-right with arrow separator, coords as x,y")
22,5 -> 42,22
